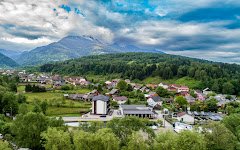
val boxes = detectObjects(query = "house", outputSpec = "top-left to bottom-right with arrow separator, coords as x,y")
52,75 -> 65,87
90,90 -> 99,96
147,96 -> 162,108
158,82 -> 169,89
68,94 -> 85,100
179,91 -> 189,97
132,84 -> 142,91
65,77 -> 90,86
140,86 -> 150,93
167,84 -> 189,93
177,86 -> 189,93
194,90 -> 206,101
146,84 -> 158,89
144,92 -> 158,99
125,79 -> 131,83
212,94 -> 237,106
107,89 -> 119,96
92,95 -> 110,115
82,94 -> 94,101
176,112 -> 195,124
185,95 -> 196,104
113,96 -> 128,104
202,88 -> 213,96
119,105 -> 155,118
168,84 -> 178,92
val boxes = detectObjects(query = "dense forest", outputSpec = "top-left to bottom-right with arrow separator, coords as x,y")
39,53 -> 240,95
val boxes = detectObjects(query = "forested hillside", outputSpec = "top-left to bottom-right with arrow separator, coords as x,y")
0,53 -> 19,68
39,53 -> 240,95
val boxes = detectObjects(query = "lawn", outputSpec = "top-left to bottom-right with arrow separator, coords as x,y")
17,85 -> 25,93
24,92 -> 63,102
46,107 -> 90,116
24,92 -> 92,116
86,74 -> 121,83
55,88 -> 92,94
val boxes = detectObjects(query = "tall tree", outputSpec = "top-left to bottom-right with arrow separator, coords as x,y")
41,127 -> 73,150
177,131 -> 207,150
153,131 -> 177,150
203,122 -> 237,150
124,132 -> 149,150
0,140 -> 12,150
117,80 -> 128,91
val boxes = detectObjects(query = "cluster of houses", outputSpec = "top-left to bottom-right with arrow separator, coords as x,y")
10,70 -> 239,130
0,69 -> 17,76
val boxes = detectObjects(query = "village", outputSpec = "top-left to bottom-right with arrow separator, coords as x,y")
1,69 -> 239,133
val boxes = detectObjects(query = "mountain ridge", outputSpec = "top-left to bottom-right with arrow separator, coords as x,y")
16,35 -> 164,66
0,52 -> 19,68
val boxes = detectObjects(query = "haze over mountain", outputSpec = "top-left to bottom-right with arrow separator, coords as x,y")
0,52 -> 19,68
16,35 -> 163,66
0,49 -> 22,60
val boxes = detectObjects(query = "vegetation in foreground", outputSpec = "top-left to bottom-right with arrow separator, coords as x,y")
1,113 -> 240,150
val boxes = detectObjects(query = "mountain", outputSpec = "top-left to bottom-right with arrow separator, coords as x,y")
0,49 -> 22,60
0,52 -> 19,68
16,36 -> 163,66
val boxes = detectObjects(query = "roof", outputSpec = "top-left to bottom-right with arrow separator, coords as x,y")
109,89 -> 119,95
92,95 -> 109,102
120,105 -> 154,115
177,112 -> 187,117
90,90 -> 98,93
113,96 -> 128,101
150,96 -> 161,102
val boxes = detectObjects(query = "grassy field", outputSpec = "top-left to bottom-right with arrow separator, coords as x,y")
46,107 -> 90,116
17,85 -> 25,93
86,74 -> 121,83
24,92 -> 91,116
54,88 -> 92,94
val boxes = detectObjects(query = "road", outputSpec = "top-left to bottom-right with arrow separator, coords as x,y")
60,116 -> 112,122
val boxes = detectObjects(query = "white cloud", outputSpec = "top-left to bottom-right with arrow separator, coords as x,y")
0,0 -> 114,50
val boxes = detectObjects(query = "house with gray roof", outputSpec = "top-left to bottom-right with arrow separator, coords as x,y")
119,105 -> 155,119
147,96 -> 162,108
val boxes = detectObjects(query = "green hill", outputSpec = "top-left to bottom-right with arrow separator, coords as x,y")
38,52 -> 240,95
0,53 -> 19,68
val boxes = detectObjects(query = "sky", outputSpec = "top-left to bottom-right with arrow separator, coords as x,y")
0,0 -> 240,63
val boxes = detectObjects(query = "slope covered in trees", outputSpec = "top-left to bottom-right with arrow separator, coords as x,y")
39,52 -> 240,95
0,53 -> 19,68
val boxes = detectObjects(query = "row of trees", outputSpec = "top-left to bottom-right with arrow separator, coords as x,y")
25,84 -> 46,92
39,53 -> 240,95
2,113 -> 240,150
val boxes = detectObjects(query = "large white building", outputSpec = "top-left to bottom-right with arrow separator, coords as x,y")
92,95 -> 110,115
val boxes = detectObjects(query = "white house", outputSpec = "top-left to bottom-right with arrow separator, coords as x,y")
147,96 -> 162,108
176,112 -> 194,124
158,82 -> 169,89
202,88 -> 213,96
92,95 -> 110,115
177,86 -> 189,93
